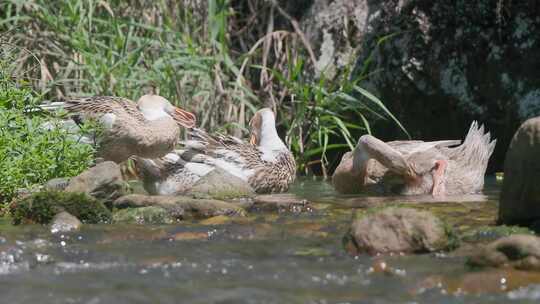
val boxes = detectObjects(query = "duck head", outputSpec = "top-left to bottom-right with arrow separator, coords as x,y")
137,94 -> 196,128
402,151 -> 448,196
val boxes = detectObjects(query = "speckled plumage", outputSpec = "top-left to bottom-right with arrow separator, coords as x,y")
134,108 -> 296,195
44,95 -> 193,163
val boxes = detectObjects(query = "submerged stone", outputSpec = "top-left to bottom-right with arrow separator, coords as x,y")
10,190 -> 111,225
461,225 -> 534,243
249,194 -> 313,213
467,234 -> 540,271
345,207 -> 458,255
113,194 -> 246,220
113,207 -> 174,225
50,211 -> 82,234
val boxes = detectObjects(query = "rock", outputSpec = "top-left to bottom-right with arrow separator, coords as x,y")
188,168 -> 255,199
467,235 -> 540,271
499,117 -> 540,225
113,194 -> 246,220
9,190 -> 111,225
249,194 -> 313,213
65,161 -> 128,207
345,207 -> 457,255
112,207 -> 174,225
50,211 -> 82,234
44,177 -> 71,191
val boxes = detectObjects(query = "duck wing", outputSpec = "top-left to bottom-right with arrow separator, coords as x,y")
62,96 -> 145,122
388,140 -> 461,156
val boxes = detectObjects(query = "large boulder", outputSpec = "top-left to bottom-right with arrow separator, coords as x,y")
345,207 -> 457,255
65,161 -> 129,206
301,0 -> 540,171
499,117 -> 540,225
468,235 -> 540,270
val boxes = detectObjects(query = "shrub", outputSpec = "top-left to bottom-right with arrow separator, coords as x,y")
0,50 -> 94,205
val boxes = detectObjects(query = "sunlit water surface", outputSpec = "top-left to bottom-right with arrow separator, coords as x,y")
2,177 -> 540,303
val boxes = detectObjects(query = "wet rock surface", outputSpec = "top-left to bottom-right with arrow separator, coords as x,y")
499,117 -> 540,225
187,168 -> 255,199
113,194 -> 246,219
113,206 -> 174,225
65,161 -> 129,206
249,194 -> 313,213
468,235 -> 540,270
346,207 -> 457,255
50,211 -> 82,234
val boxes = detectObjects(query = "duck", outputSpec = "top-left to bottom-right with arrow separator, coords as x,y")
332,121 -> 496,196
133,108 -> 296,195
41,94 -> 196,163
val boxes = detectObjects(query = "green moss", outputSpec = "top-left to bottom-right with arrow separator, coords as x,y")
9,190 -> 111,225
461,225 -> 534,243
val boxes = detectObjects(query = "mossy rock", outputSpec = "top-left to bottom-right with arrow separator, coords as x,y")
346,207 -> 459,255
113,207 -> 174,224
9,190 -> 111,225
461,225 -> 534,243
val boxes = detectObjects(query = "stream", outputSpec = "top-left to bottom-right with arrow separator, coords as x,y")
2,177 -> 540,303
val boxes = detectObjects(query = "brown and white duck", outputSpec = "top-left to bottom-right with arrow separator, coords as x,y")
133,108 -> 296,195
42,94 -> 196,163
332,121 -> 496,196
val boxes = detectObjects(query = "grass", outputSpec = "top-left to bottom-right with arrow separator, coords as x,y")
0,0 -> 408,176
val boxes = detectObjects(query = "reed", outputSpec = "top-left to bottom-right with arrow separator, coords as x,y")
1,0 -> 408,175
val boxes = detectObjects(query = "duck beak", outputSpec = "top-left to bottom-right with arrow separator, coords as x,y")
249,132 -> 259,145
173,107 -> 196,128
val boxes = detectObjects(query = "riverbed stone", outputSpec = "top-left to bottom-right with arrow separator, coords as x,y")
467,235 -> 540,271
112,207 -> 174,224
346,207 -> 457,255
50,211 -> 82,234
65,161 -> 129,207
187,168 -> 255,199
113,194 -> 246,220
249,194 -> 313,213
499,117 -> 540,225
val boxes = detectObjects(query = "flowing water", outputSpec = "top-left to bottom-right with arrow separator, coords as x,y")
2,177 -> 540,303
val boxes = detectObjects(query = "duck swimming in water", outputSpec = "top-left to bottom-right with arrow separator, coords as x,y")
134,108 -> 296,195
332,121 -> 496,196
41,94 -> 196,163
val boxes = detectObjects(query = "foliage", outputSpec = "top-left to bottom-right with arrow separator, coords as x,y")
0,48 -> 94,204
0,0 -> 408,174
9,190 -> 111,225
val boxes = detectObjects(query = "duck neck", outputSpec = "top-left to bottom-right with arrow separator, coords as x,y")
259,119 -> 287,151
